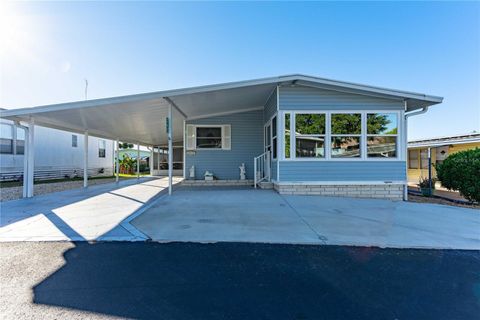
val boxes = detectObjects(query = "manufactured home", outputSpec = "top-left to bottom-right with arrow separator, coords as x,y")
0,75 -> 442,200
0,119 -> 114,181
407,133 -> 480,184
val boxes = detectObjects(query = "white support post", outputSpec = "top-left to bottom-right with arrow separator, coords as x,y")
83,131 -> 89,188
27,118 -> 35,197
183,120 -> 186,179
22,126 -> 29,198
157,147 -> 160,174
137,143 -> 140,179
150,147 -> 154,176
168,104 -> 173,195
115,139 -> 119,183
404,109 -> 409,201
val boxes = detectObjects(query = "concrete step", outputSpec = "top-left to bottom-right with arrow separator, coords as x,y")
258,181 -> 274,189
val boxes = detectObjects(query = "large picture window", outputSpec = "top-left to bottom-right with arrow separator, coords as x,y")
295,113 -> 325,158
366,113 -> 398,158
331,113 -> 361,158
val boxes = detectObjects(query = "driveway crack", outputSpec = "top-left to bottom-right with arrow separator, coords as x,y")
279,195 -> 328,244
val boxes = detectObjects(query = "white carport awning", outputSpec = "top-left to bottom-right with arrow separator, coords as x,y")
0,74 -> 443,145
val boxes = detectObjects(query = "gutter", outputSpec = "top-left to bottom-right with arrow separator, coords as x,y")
402,102 -> 429,201
405,106 -> 429,118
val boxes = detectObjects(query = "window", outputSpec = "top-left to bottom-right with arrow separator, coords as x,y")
420,149 -> 429,169
408,150 -> 419,169
0,123 -> 13,154
294,113 -> 326,158
366,113 -> 398,158
72,135 -> 78,147
284,113 -> 290,158
272,116 -> 277,159
98,140 -> 106,158
16,127 -> 25,155
196,127 -> 222,149
186,125 -> 231,150
331,113 -> 361,158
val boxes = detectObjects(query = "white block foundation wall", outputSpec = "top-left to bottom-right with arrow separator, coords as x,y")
274,183 -> 404,201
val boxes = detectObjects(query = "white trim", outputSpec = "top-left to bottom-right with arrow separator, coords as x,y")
275,180 -> 406,186
282,110 -> 402,162
183,120 -> 186,179
408,138 -> 480,148
187,106 -> 263,121
189,124 -> 231,151
0,74 -> 442,119
276,86 -> 280,182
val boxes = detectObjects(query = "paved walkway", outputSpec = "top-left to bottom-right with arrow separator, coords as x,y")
0,177 -> 182,241
132,187 -> 480,250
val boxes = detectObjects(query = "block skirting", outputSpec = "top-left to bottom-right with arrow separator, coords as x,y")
274,183 -> 404,200
182,179 -> 254,187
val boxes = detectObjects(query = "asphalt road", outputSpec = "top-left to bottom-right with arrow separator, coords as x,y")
1,242 -> 479,320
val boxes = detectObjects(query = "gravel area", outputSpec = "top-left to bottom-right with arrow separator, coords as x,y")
408,194 -> 480,209
0,178 -> 119,202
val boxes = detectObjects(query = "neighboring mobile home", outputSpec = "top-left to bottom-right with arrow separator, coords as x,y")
407,133 -> 480,184
0,75 -> 443,200
0,119 -> 114,181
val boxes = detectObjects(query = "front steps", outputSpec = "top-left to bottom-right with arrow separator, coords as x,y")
258,181 -> 274,189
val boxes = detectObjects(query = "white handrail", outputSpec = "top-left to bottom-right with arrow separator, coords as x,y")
254,150 -> 271,188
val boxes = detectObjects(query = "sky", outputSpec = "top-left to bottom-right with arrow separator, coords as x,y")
0,1 -> 479,140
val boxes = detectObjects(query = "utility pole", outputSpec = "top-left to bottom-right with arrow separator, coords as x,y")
84,79 -> 88,100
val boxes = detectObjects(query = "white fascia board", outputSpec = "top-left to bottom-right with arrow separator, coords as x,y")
408,138 -> 480,148
0,74 -> 443,119
289,74 -> 444,104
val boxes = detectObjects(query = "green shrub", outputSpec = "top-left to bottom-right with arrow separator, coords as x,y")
418,177 -> 436,190
436,148 -> 480,203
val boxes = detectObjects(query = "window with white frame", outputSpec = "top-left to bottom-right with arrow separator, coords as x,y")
408,150 -> 419,169
72,135 -> 78,148
98,140 -> 106,158
0,123 -> 13,154
16,127 -> 25,155
420,149 -> 429,169
284,113 -> 291,159
272,116 -> 277,159
186,125 -> 231,150
330,113 -> 361,158
366,113 -> 398,158
295,113 -> 326,158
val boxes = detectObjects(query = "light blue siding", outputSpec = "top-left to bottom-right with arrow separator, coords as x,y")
279,86 -> 404,110
264,87 -> 278,122
279,161 -> 406,182
186,110 -> 263,180
271,160 -> 277,182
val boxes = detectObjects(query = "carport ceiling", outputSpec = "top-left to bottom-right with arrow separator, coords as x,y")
1,74 -> 443,146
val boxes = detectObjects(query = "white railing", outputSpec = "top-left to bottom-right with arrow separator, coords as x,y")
254,151 -> 271,188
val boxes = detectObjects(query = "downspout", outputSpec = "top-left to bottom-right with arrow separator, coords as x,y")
403,103 -> 429,201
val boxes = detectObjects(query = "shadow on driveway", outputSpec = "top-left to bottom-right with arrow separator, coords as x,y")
30,242 -> 480,320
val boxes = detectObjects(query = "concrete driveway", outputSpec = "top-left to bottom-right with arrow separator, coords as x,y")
0,177 -> 182,241
132,187 -> 480,250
